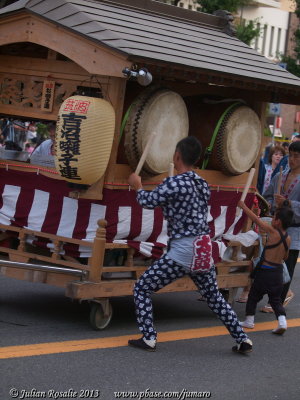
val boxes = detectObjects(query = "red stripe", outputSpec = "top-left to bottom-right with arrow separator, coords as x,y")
146,208 -> 164,243
212,241 -> 221,263
73,200 -> 92,240
40,192 -> 62,234
12,187 -> 34,228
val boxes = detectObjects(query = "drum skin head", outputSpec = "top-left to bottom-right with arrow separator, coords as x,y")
216,106 -> 261,175
124,88 -> 189,175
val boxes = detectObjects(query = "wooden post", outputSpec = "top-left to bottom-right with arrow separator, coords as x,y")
126,247 -> 134,269
17,230 -> 26,253
105,77 -> 127,182
88,219 -> 107,282
52,239 -> 61,261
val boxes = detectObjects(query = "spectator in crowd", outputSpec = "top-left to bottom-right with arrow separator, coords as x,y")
24,142 -> 35,154
257,145 -> 285,194
30,122 -> 56,158
282,142 -> 289,155
260,140 -> 300,313
272,135 -> 300,179
26,123 -> 37,141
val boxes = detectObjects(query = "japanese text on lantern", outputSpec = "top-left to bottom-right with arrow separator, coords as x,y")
58,113 -> 86,180
63,99 -> 91,114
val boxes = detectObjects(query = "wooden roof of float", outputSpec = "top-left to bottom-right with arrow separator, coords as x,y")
1,0 -> 300,103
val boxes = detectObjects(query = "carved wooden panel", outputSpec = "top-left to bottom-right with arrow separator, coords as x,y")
0,73 -> 76,115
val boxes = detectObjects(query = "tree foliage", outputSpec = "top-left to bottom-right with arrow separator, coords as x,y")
197,0 -> 260,45
235,19 -> 261,45
197,0 -> 251,14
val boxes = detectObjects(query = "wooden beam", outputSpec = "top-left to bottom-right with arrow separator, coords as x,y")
0,13 -> 131,77
47,49 -> 57,60
0,267 -> 75,288
0,55 -> 94,81
0,103 -> 58,121
138,61 -> 300,105
65,271 -> 251,299
104,77 -> 127,182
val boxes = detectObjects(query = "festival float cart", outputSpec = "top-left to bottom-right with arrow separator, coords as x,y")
0,92 -> 260,329
1,0 -> 300,329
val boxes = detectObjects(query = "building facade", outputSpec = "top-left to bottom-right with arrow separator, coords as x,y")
155,0 -> 198,11
239,1 -> 299,137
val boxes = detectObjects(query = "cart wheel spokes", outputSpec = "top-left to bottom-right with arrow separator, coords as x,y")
89,299 -> 113,330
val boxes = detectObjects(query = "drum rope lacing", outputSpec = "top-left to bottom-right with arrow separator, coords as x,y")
124,87 -> 163,168
201,102 -> 243,170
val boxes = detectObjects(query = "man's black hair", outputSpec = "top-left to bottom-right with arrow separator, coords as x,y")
289,140 -> 300,153
46,122 -> 56,131
275,207 -> 294,230
175,136 -> 202,166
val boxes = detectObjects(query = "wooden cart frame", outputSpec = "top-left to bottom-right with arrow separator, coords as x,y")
0,215 -> 256,329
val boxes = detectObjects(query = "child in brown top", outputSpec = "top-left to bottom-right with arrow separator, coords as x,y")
238,200 -> 293,335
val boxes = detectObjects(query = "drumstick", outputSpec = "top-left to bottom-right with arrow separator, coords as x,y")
135,131 -> 157,175
236,167 -> 256,216
277,166 -> 283,195
169,162 -> 174,177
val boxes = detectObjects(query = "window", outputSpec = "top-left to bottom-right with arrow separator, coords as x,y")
276,28 -> 282,56
255,23 -> 260,50
269,26 -> 274,57
262,24 -> 268,55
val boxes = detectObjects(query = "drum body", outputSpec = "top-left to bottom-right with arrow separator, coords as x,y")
186,97 -> 262,175
124,88 -> 189,175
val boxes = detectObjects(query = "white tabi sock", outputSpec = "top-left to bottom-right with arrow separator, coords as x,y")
241,315 -> 255,328
278,315 -> 287,329
272,315 -> 287,334
143,338 -> 156,348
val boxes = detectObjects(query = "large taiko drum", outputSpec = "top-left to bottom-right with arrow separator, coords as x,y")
186,98 -> 262,175
124,88 -> 189,175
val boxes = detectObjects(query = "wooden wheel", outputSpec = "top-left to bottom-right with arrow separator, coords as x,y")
89,300 -> 113,330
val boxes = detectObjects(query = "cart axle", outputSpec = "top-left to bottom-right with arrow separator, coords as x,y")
0,259 -> 87,278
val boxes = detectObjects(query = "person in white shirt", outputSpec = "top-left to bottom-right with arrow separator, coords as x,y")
30,123 -> 56,167
26,123 -> 37,141
31,123 -> 56,157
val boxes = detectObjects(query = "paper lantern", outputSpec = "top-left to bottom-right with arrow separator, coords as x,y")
55,95 -> 115,185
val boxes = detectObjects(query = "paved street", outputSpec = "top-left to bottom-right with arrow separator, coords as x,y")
1,267 -> 300,400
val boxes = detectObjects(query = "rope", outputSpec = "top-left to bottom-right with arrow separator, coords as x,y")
201,102 -> 243,169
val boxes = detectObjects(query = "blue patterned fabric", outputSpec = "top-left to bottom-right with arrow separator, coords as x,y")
137,171 -> 210,239
133,254 -> 248,344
